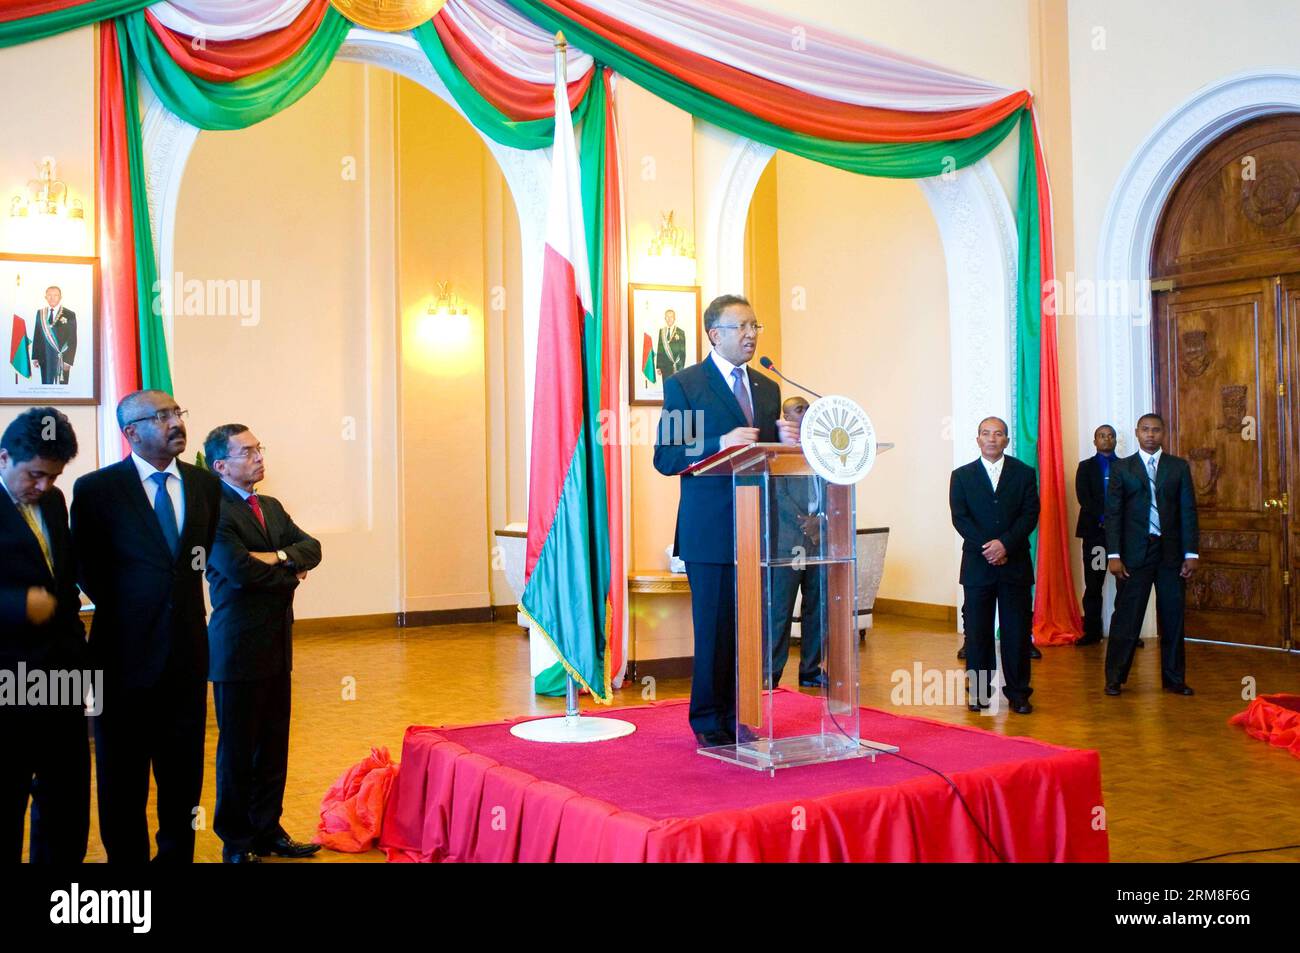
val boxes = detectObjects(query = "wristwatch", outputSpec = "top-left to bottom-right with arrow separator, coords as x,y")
276,550 -> 288,564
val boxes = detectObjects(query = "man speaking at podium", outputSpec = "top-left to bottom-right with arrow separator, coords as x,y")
654,294 -> 800,746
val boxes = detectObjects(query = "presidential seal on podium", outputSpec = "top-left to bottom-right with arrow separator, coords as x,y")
800,395 -> 877,485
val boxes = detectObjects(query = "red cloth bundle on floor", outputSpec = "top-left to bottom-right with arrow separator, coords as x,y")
1229,694 -> 1300,759
316,746 -> 400,852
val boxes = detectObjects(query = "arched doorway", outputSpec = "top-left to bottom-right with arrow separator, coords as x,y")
154,47 -> 531,624
709,136 -> 1018,613
1150,112 -> 1300,650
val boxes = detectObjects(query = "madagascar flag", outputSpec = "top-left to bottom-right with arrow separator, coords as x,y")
9,315 -> 29,378
641,332 -> 655,383
521,69 -> 611,703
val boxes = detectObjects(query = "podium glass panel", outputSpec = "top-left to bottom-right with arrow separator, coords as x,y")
685,444 -> 885,771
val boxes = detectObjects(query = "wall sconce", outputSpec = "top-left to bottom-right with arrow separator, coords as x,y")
643,210 -> 697,285
8,156 -> 86,253
416,280 -> 472,352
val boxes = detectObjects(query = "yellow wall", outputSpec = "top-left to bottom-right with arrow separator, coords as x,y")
0,27 -> 99,487
395,76 -> 491,613
768,157 -> 956,604
170,64 -> 525,619
173,63 -> 402,618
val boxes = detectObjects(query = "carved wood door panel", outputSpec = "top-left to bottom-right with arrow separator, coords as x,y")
1153,280 -> 1288,648
1282,276 -> 1300,649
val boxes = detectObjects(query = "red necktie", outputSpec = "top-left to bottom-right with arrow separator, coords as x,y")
247,493 -> 267,530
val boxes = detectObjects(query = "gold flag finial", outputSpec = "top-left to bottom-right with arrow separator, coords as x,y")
554,30 -> 567,49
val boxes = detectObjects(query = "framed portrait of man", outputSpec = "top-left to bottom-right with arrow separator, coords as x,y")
1,253 -> 99,405
628,283 -> 701,405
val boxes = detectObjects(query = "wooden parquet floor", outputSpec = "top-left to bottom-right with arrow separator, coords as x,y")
61,614 -> 1300,863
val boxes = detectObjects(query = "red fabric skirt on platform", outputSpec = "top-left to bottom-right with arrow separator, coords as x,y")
377,690 -> 1108,862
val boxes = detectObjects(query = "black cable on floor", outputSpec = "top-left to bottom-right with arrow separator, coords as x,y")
812,688 -> 1008,862
879,747 -> 1008,863
1181,843 -> 1300,863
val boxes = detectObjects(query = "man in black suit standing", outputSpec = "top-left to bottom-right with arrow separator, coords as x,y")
949,416 -> 1040,714
654,294 -> 800,746
72,390 -> 222,863
1075,424 -> 1117,646
1104,413 -> 1199,696
30,286 -> 77,386
203,424 -> 322,864
0,407 -> 89,862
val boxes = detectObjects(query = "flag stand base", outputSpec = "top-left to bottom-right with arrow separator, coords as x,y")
509,676 -> 637,743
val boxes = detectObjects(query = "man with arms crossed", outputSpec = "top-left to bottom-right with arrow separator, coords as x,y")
204,424 -> 322,863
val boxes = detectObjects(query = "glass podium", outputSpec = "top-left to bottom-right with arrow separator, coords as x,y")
683,443 -> 898,772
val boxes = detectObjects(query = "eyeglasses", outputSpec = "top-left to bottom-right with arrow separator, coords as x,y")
227,445 -> 267,460
713,323 -> 764,334
125,408 -> 189,427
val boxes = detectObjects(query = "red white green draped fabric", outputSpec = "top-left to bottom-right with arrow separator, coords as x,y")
0,0 -> 1082,707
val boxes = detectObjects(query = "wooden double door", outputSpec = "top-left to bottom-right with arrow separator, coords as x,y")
1151,114 -> 1300,649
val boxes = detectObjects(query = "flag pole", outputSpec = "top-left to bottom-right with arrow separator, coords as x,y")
509,31 -> 635,744
554,30 -> 582,728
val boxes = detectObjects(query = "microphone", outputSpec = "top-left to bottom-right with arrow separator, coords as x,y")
760,356 -> 823,399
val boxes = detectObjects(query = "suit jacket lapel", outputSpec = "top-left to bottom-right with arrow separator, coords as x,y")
1154,453 -> 1172,495
222,481 -> 271,545
175,463 -> 196,546
746,367 -> 777,429
117,458 -> 173,558
36,493 -> 67,581
0,491 -> 52,582
704,356 -> 748,430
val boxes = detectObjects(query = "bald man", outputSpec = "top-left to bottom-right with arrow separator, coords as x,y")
949,416 -> 1040,714
72,389 -> 222,863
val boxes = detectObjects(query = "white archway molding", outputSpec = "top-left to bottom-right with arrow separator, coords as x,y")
704,135 -> 1019,469
135,27 -> 551,466
1091,69 -> 1300,456
704,135 -> 1019,622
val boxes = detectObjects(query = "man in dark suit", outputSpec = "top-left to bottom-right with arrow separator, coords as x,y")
1104,413 -> 1199,696
30,286 -> 77,386
1075,424 -> 1117,646
71,390 -> 222,863
0,407 -> 89,862
949,416 -> 1040,714
203,424 -> 322,864
769,396 -> 825,689
655,309 -> 687,382
654,294 -> 800,746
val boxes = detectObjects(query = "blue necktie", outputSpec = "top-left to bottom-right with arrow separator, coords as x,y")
151,471 -> 180,556
731,367 -> 754,426
1146,456 -> 1161,536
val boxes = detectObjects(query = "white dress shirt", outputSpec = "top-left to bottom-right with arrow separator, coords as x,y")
709,349 -> 753,417
131,452 -> 185,530
981,454 -> 1005,491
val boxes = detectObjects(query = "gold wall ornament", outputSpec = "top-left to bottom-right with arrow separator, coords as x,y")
328,0 -> 448,32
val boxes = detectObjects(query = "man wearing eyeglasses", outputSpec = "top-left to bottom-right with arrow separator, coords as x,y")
654,294 -> 800,747
203,424 -> 322,864
71,389 -> 222,863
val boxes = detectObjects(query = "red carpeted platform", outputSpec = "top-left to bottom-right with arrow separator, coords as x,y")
378,690 -> 1109,862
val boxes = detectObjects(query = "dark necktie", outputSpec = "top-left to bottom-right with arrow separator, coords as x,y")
150,471 -> 180,556
731,367 -> 754,426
